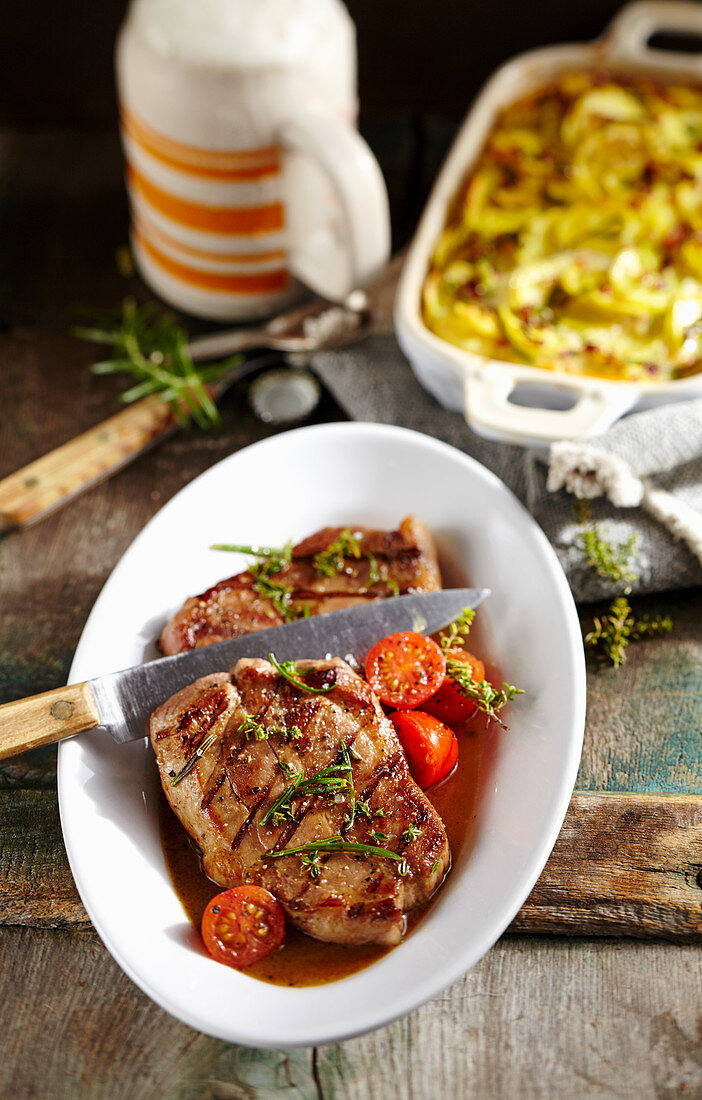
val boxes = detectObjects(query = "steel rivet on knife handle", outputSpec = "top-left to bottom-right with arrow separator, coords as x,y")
0,683 -> 101,760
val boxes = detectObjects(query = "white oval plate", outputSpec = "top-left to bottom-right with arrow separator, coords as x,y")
58,422 -> 585,1048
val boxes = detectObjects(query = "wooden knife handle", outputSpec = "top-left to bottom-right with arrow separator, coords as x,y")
0,683 -> 101,760
0,395 -> 176,532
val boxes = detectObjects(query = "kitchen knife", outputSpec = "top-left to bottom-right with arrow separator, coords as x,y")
0,588 -> 488,761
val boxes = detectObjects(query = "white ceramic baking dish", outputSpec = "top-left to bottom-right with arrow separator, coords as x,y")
395,1 -> 702,447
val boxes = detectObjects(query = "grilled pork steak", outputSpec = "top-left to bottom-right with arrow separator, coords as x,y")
160,515 -> 441,655
151,657 -> 450,946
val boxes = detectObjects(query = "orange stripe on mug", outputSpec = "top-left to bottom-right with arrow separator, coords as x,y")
133,216 -> 287,264
121,106 -> 281,180
135,230 -> 289,295
128,166 -> 285,235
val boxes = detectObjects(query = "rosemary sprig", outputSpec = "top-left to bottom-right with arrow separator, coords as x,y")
260,758 -> 351,826
584,597 -> 673,667
340,740 -> 356,830
210,542 -> 293,575
75,298 -> 240,430
439,607 -> 476,653
269,653 -> 336,695
209,541 -> 303,621
170,732 -> 218,785
446,659 -> 524,730
402,823 -> 420,843
263,836 -> 405,864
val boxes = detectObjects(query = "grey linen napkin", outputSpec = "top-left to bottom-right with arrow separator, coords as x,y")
311,333 -> 702,602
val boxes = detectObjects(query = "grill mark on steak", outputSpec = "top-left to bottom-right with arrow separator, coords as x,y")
151,657 -> 450,946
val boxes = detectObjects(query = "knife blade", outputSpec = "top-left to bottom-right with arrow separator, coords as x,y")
0,588 -> 489,761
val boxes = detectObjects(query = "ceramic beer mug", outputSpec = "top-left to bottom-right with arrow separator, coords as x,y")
116,0 -> 391,320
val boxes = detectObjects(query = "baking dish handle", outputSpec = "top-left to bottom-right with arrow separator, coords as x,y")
605,1 -> 702,69
463,365 -> 638,446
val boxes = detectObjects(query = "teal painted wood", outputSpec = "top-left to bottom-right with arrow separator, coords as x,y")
577,590 -> 702,795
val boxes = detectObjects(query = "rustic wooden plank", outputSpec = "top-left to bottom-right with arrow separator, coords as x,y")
0,790 -> 86,926
578,590 -> 702,796
511,791 -> 702,940
315,936 -> 702,1100
1,925 -> 701,1100
0,925 -> 319,1100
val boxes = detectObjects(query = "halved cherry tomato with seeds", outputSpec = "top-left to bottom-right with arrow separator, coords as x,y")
201,885 -> 285,969
390,710 -> 458,788
365,631 -> 446,710
423,648 -> 486,724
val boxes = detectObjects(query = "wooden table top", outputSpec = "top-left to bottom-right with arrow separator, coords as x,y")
1,124 -> 701,1099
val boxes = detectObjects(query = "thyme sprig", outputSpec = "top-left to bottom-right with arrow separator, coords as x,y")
439,607 -> 475,653
260,758 -> 352,826
574,507 -> 638,593
169,732 -> 218,786
446,658 -> 524,730
573,502 -> 674,666
438,607 -> 523,727
238,715 -> 269,741
269,653 -> 336,695
75,298 -> 240,429
584,597 -> 673,667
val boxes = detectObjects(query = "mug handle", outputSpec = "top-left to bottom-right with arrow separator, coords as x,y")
276,109 -> 391,295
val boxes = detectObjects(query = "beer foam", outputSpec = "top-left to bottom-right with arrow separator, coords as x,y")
129,0 -> 354,69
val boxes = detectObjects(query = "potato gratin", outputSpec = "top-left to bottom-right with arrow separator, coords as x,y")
422,72 -> 702,382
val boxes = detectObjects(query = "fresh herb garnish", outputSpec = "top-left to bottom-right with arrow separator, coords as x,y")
584,596 -> 673,667
340,741 -> 356,831
573,502 -> 673,666
170,731 -> 218,786
446,659 -> 524,730
238,714 -> 269,741
260,758 -> 351,826
371,830 -> 388,843
301,852 -> 323,880
210,542 -> 293,575
254,575 -> 299,622
402,824 -> 420,843
269,653 -> 336,695
76,298 -> 240,429
439,607 -> 476,653
431,859 -> 440,875
209,541 -> 302,621
313,529 -> 362,576
263,836 -> 406,864
574,506 -> 638,592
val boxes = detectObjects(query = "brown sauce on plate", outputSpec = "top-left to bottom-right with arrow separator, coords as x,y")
159,710 -> 497,987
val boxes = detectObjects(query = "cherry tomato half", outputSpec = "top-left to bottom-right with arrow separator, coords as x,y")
365,632 -> 446,710
423,648 -> 486,725
390,710 -> 458,788
201,885 -> 285,969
